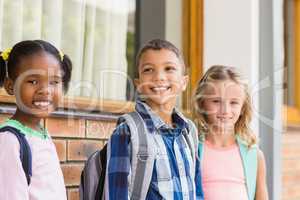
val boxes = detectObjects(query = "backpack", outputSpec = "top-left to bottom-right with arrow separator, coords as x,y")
0,126 -> 32,185
79,145 -> 107,200
79,111 -> 198,200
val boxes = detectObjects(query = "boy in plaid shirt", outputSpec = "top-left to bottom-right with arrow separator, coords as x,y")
105,39 -> 202,200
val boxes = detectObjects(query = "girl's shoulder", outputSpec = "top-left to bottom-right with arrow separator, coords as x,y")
257,148 -> 265,160
0,119 -> 49,140
0,129 -> 22,155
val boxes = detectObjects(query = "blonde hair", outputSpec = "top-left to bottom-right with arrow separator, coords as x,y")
193,65 -> 257,147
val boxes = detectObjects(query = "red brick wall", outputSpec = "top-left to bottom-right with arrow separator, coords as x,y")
282,125 -> 300,200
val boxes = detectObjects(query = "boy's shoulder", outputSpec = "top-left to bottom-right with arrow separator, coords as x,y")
112,111 -> 148,138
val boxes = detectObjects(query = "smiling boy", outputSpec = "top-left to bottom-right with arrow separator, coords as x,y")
105,39 -> 202,200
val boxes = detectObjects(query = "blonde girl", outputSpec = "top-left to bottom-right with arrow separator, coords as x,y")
193,65 -> 268,200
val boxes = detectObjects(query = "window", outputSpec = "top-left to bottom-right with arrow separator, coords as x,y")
0,0 -> 136,105
0,0 -> 203,114
284,0 -> 300,124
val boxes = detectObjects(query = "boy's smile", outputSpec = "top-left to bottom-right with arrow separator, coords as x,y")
135,49 -> 188,112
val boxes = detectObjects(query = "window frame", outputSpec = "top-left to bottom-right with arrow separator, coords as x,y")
285,0 -> 300,125
182,0 -> 203,116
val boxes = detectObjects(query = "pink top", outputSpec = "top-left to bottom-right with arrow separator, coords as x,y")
0,131 -> 67,200
201,141 -> 248,200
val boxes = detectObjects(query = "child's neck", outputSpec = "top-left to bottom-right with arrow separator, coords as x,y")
11,110 -> 43,131
206,130 -> 236,148
145,100 -> 175,127
155,110 -> 173,127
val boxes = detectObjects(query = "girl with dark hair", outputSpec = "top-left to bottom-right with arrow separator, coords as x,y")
0,40 -> 72,200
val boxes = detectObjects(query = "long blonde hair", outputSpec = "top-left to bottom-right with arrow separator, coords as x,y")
193,65 -> 257,147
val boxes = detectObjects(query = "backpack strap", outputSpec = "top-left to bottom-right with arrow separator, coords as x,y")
120,112 -> 156,200
237,137 -> 257,200
184,119 -> 199,160
79,144 -> 107,200
181,119 -> 199,183
0,126 -> 32,185
96,144 -> 107,200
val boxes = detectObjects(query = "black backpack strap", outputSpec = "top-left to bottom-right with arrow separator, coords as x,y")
95,144 -> 107,200
79,144 -> 107,200
0,126 -> 32,185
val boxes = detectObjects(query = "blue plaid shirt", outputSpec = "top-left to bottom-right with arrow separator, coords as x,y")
105,100 -> 203,200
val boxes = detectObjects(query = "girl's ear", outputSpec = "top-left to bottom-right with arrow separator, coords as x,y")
4,78 -> 14,95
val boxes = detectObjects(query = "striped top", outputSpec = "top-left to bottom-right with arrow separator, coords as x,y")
105,100 -> 202,200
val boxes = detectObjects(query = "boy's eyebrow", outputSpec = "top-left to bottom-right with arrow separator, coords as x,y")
163,61 -> 178,65
140,61 -> 178,67
140,63 -> 154,68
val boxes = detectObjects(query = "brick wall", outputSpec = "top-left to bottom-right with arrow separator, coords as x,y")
282,125 -> 300,200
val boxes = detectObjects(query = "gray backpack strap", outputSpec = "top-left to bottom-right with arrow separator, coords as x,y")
121,112 -> 156,200
182,119 -> 199,183
184,119 -> 199,160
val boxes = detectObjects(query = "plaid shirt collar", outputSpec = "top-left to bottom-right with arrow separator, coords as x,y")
135,99 -> 190,135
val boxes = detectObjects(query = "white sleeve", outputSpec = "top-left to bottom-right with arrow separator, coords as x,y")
0,131 -> 29,200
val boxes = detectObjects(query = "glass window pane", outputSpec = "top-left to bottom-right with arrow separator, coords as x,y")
0,0 -> 136,102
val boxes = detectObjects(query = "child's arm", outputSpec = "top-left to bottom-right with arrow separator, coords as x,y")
255,149 -> 269,200
0,132 -> 29,200
105,123 -> 131,200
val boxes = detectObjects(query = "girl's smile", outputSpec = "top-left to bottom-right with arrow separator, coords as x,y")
7,52 -> 63,121
202,80 -> 245,134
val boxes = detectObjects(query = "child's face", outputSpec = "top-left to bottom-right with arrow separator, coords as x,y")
8,52 -> 63,118
201,80 -> 245,134
134,49 -> 188,111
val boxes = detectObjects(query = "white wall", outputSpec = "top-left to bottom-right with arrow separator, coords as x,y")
203,0 -> 260,133
165,0 -> 183,107
203,0 -> 259,75
165,0 -> 182,51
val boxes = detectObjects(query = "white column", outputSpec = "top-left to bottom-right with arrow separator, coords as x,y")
203,0 -> 260,134
259,0 -> 283,199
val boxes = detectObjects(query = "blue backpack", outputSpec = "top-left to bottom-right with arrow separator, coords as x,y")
0,126 -> 32,185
